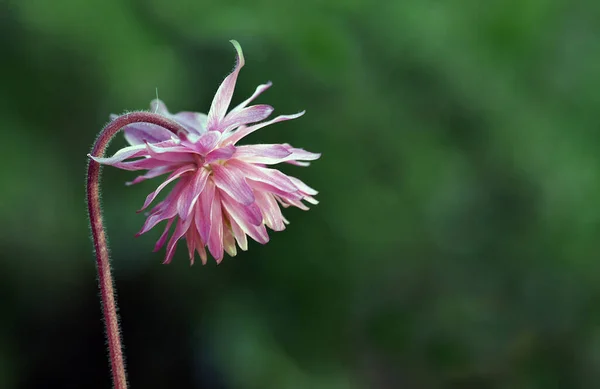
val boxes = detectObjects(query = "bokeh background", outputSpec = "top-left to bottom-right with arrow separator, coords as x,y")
2,0 -> 600,388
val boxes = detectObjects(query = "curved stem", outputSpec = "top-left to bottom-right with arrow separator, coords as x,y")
86,112 -> 187,389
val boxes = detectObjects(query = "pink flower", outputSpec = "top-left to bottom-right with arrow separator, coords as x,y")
91,40 -> 320,265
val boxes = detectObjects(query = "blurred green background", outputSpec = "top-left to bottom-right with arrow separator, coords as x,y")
2,0 -> 600,388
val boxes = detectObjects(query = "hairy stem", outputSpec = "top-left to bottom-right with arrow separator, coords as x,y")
86,112 -> 187,389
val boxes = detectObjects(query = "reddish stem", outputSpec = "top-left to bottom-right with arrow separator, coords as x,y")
86,112 -> 187,389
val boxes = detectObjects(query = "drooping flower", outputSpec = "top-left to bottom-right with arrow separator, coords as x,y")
91,40 -> 320,264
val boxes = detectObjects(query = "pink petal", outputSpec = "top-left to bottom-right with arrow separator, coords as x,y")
185,227 -> 203,265
206,40 -> 245,132
205,145 -> 236,163
223,222 -> 237,257
211,163 -> 255,205
229,216 -> 248,251
110,157 -> 182,172
145,142 -> 196,163
123,123 -> 175,146
195,236 -> 208,265
285,160 -> 311,167
219,191 -> 263,226
254,191 -> 286,231
139,164 -> 196,211
221,194 -> 269,244
172,112 -> 208,135
279,197 -> 310,211
148,99 -> 208,135
207,188 -> 224,262
90,140 -> 184,170
246,180 -> 303,201
187,227 -> 208,265
230,81 -> 272,113
227,159 -> 298,193
189,131 -> 221,154
303,195 -> 319,205
194,180 -> 216,243
235,144 -> 321,166
126,165 -> 175,186
136,180 -> 187,236
176,167 -> 210,219
233,144 -> 292,164
287,176 -> 318,196
137,205 -> 175,236
284,146 -> 321,161
224,111 -> 305,145
164,216 -> 194,264
220,104 -> 274,134
89,144 -> 148,166
149,99 -> 171,115
153,218 -> 175,252
234,144 -> 319,165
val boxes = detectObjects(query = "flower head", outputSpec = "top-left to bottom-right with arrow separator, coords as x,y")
91,40 -> 320,264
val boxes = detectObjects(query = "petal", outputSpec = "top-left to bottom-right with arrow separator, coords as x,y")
285,160 -> 311,167
149,99 -> 171,115
233,144 -> 292,164
279,197 -> 310,211
221,197 -> 269,245
224,111 -> 305,145
234,144 -> 320,165
230,81 -> 272,112
164,216 -> 194,264
287,176 -> 318,196
223,221 -> 237,257
284,146 -> 321,161
126,165 -> 175,186
185,227 -> 201,264
229,216 -> 248,251
189,131 -> 221,154
206,40 -> 245,132
303,195 -> 319,205
172,112 -> 208,135
254,191 -> 286,231
186,227 -> 208,265
177,167 -> 210,219
211,163 -> 255,206
194,180 -> 216,243
145,141 -> 196,163
205,144 -> 236,163
136,179 -> 188,236
123,123 -> 175,146
227,159 -> 298,193
195,236 -> 208,265
219,191 -> 263,226
220,104 -> 274,134
153,218 -> 175,252
246,180 -> 303,201
110,157 -> 182,172
89,144 -> 148,166
207,188 -> 224,262
149,99 -> 208,135
139,164 -> 196,211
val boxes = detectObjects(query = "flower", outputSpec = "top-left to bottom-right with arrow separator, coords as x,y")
91,40 -> 320,264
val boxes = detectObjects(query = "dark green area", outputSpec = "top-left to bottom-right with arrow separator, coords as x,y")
2,0 -> 600,387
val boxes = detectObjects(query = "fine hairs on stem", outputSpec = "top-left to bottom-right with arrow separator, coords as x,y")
86,112 -> 187,389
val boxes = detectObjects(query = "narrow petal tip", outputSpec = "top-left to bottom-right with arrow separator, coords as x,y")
229,40 -> 244,66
